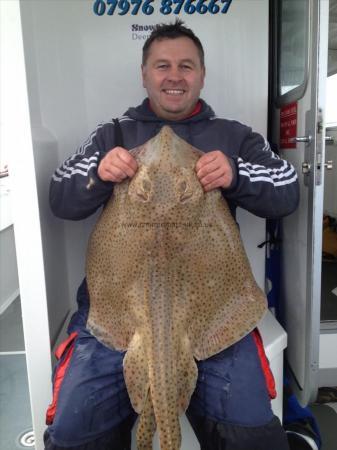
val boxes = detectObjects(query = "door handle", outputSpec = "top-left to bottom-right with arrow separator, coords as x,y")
291,135 -> 312,144
325,136 -> 335,145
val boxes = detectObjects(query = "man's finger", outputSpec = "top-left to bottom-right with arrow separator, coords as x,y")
117,149 -> 138,173
203,175 -> 227,192
114,155 -> 137,178
195,152 -> 218,172
197,160 -> 222,180
99,165 -> 127,182
98,146 -> 138,181
199,166 -> 225,186
98,152 -> 130,182
106,164 -> 129,181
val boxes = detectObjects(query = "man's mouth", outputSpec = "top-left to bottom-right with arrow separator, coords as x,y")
163,89 -> 185,95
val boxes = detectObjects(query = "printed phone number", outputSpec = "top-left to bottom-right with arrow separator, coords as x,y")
93,0 -> 233,16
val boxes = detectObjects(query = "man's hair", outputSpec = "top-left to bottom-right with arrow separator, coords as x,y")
142,20 -> 205,67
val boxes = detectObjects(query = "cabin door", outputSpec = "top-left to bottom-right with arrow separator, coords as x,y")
269,0 -> 329,406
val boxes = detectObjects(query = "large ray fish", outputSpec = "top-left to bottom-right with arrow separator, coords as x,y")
86,126 -> 267,450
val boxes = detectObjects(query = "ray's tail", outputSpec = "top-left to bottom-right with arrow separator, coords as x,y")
147,334 -> 181,450
144,257 -> 182,450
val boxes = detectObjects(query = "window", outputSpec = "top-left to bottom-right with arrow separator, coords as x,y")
275,0 -> 309,104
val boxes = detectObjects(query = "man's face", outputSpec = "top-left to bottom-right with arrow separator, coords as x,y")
142,37 -> 205,121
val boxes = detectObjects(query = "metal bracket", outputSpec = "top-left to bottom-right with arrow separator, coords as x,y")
316,160 -> 333,170
302,162 -> 311,174
325,136 -> 335,145
291,135 -> 313,144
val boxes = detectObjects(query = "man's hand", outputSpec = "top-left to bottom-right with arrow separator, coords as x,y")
195,151 -> 234,192
98,147 -> 138,182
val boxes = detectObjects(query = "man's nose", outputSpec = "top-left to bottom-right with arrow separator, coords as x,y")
167,66 -> 182,81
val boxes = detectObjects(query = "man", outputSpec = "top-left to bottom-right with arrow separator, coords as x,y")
45,21 -> 298,450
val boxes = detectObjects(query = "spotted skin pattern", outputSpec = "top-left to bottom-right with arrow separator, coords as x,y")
86,126 -> 267,450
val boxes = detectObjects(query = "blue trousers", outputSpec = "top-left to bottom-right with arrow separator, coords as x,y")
44,280 -> 289,450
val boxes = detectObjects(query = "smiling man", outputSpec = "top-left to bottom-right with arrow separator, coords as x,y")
141,36 -> 205,120
46,20 -> 298,450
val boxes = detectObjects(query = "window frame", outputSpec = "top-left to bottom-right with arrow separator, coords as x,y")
272,0 -> 311,108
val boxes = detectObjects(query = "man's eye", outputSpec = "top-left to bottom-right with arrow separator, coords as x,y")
157,64 -> 168,69
181,65 -> 192,70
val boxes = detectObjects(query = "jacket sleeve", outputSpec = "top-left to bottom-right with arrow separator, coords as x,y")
224,128 -> 299,219
49,122 -> 115,220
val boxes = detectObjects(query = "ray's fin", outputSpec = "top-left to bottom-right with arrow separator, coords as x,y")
123,332 -> 149,413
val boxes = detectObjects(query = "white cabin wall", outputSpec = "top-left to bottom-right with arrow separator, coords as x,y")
20,3 -> 71,344
1,2 -> 53,446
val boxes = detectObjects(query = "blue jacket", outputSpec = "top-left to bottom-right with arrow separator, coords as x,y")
49,98 -> 299,221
